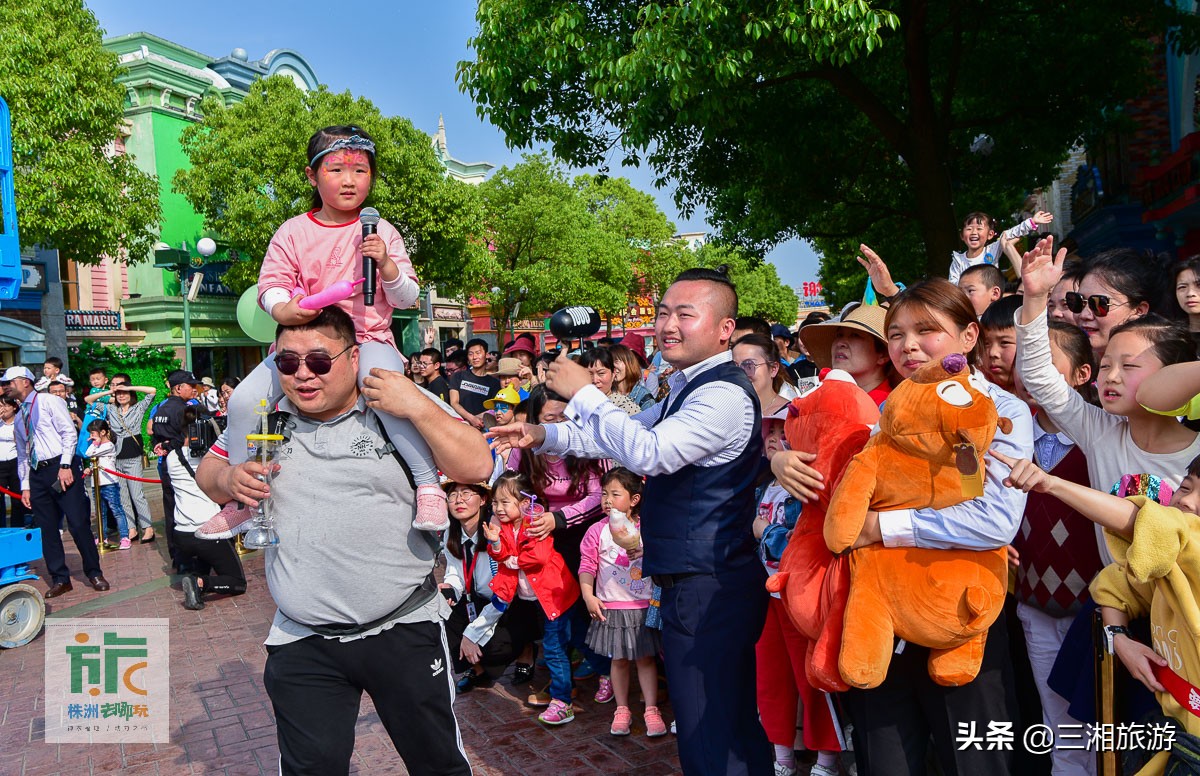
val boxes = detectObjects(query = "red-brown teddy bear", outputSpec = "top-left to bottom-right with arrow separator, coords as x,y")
764,370 -> 881,693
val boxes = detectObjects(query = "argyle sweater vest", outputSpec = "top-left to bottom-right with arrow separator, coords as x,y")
1012,444 -> 1103,617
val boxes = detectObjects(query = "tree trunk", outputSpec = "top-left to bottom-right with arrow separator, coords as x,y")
496,306 -> 510,351
902,0 -> 960,278
908,148 -> 960,278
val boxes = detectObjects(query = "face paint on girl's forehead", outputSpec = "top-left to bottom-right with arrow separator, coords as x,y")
321,150 -> 370,168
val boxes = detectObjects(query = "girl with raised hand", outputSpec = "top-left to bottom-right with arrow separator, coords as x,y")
1008,320 -> 1102,776
1016,236 -> 1200,564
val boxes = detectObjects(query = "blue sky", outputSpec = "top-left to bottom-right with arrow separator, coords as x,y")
84,0 -> 823,289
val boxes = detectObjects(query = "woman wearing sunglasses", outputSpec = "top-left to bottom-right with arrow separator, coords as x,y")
1068,248 -> 1169,358
1018,238 -> 1200,566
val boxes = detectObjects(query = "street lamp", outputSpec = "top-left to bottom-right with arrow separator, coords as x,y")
489,285 -> 528,346
154,238 -> 216,370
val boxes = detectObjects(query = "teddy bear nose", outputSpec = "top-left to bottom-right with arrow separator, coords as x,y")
941,353 -> 967,374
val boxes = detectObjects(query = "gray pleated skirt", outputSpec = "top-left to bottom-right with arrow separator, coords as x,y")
585,606 -> 662,660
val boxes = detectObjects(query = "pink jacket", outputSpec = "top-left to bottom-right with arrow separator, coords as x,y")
258,211 -> 419,346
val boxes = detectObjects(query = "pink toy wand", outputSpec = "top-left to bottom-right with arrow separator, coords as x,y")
292,278 -> 365,310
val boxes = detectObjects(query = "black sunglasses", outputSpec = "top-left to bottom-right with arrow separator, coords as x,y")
274,345 -> 355,376
1064,292 -> 1130,318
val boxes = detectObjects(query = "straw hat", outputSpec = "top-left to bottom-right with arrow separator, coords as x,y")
798,302 -> 888,371
495,357 -> 522,377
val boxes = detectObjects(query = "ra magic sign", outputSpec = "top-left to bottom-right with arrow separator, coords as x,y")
65,309 -> 122,331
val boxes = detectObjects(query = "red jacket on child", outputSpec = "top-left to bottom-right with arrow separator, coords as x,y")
488,521 -> 579,621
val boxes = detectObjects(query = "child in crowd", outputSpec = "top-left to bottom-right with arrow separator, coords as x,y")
1173,255 -> 1200,351
948,209 -> 1052,284
482,470 -> 581,726
994,449 -> 1200,775
1017,237 -> 1200,565
34,356 -> 73,393
578,468 -> 666,737
978,295 -> 1023,391
208,125 -> 449,536
753,406 -> 842,776
82,420 -> 131,549
86,368 -> 111,410
1008,320 -> 1102,776
958,263 -> 1005,318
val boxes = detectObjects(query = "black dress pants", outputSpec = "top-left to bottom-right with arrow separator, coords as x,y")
660,561 -> 773,776
29,456 -> 101,584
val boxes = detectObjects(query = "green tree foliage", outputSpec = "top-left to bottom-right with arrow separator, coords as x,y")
575,174 -> 679,301
690,244 -> 799,323
459,0 -> 1200,307
470,153 -> 632,345
174,77 -> 482,295
0,0 -> 160,264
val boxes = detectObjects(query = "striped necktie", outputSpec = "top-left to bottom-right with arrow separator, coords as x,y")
20,400 -> 36,468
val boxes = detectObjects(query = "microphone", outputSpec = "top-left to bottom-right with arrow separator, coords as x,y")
548,306 -> 601,352
360,207 -> 380,305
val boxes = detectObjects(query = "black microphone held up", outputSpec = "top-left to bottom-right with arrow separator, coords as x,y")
548,306 -> 601,353
360,207 -> 380,305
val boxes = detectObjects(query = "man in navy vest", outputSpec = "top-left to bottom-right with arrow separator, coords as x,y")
491,267 -> 773,775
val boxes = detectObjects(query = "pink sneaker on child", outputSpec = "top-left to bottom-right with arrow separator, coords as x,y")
119,538 -> 132,550
412,484 -> 449,532
537,699 -> 575,726
196,502 -> 254,540
610,705 -> 632,736
644,706 -> 668,737
594,675 -> 614,703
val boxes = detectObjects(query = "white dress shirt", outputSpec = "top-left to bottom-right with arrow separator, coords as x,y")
0,419 -> 16,462
14,392 -> 78,489
539,349 -> 756,477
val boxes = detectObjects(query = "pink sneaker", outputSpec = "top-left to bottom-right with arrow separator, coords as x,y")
412,484 -> 449,532
610,705 -> 632,736
537,699 -> 575,726
594,675 -> 614,703
644,705 -> 668,737
196,502 -> 254,540
119,538 -> 132,550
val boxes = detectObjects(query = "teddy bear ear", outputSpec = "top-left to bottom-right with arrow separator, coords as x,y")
997,417 -> 1013,434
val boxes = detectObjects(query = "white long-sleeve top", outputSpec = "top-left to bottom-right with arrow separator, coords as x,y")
84,440 -> 118,486
948,217 -> 1040,284
441,532 -> 505,647
1014,307 -> 1200,562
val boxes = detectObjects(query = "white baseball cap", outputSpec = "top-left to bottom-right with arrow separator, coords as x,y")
0,366 -> 35,383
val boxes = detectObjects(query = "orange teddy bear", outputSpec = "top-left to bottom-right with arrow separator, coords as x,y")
764,371 -> 880,693
825,353 -> 1013,689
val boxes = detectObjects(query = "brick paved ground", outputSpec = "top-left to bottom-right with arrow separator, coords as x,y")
0,474 -> 838,775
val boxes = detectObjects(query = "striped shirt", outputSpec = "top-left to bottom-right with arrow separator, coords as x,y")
539,350 -> 756,476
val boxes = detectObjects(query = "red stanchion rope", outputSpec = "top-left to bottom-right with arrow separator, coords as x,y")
0,469 -> 162,499
100,467 -> 162,484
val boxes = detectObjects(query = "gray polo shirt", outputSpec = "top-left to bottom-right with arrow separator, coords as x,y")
216,395 -> 447,645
